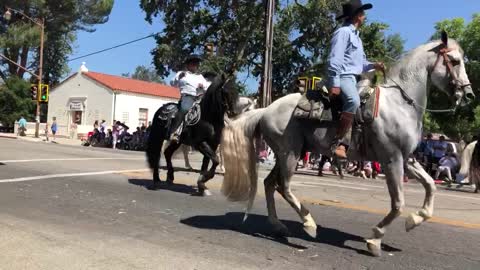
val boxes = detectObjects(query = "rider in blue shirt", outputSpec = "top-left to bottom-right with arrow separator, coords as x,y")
328,0 -> 384,158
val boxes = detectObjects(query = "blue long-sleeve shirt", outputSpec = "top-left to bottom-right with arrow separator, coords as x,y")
328,24 -> 374,88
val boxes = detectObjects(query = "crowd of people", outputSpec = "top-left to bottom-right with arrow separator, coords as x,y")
415,133 -> 464,186
295,133 -> 473,186
86,120 -> 151,150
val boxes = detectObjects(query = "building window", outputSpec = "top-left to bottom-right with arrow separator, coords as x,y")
122,112 -> 129,124
139,108 -> 148,127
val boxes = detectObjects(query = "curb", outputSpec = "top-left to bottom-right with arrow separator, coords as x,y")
0,134 -> 17,139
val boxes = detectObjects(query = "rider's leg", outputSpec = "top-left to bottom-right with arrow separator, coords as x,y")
169,95 -> 195,142
331,75 -> 359,159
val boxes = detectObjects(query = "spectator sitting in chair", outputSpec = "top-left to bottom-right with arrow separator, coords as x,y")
434,151 -> 459,185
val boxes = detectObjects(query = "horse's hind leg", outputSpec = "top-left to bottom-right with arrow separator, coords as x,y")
164,141 -> 181,184
366,155 -> 405,257
264,163 -> 289,237
276,153 -> 318,238
404,158 -> 436,231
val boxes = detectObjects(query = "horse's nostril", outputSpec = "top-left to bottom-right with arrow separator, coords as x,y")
466,93 -> 475,100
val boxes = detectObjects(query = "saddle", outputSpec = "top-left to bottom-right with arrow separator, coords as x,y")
292,75 -> 381,155
158,98 -> 203,137
292,76 -> 381,124
292,79 -> 333,121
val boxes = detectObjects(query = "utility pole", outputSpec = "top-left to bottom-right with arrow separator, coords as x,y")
35,18 -> 45,138
261,0 -> 274,108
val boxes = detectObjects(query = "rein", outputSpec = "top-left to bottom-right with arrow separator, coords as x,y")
384,76 -> 457,113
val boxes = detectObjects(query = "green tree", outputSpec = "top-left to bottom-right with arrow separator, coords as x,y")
427,14 -> 480,140
0,76 -> 35,126
140,0 -> 403,98
122,65 -> 164,83
0,0 -> 114,83
266,0 -> 344,94
361,22 -> 404,64
140,0 -> 266,78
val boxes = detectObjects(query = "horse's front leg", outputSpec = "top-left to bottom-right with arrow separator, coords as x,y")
404,158 -> 436,231
366,155 -> 405,257
164,141 -> 181,185
195,142 -> 219,196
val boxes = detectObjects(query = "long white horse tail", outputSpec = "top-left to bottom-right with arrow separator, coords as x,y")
467,141 -> 480,190
460,141 -> 476,175
221,109 -> 266,220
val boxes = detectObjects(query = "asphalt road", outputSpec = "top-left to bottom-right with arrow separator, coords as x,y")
0,138 -> 479,270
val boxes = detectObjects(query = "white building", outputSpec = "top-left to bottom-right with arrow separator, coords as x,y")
47,64 -> 179,137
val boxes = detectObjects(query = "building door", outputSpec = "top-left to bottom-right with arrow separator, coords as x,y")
72,111 -> 82,125
139,108 -> 148,127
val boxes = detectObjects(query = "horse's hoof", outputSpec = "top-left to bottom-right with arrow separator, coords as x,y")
302,213 -> 318,238
303,225 -> 317,238
405,212 -> 424,232
272,223 -> 290,238
366,238 -> 382,257
203,189 -> 213,196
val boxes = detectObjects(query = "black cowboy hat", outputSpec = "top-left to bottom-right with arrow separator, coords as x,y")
184,54 -> 203,65
336,0 -> 373,21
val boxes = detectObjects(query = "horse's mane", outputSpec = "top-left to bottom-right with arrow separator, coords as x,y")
200,74 -> 238,127
387,39 -> 462,81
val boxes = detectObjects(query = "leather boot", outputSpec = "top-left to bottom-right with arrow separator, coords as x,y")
169,111 -> 185,142
332,112 -> 355,159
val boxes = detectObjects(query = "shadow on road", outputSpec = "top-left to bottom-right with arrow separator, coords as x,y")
128,179 -> 196,195
158,166 -> 225,176
159,166 -> 201,174
181,212 -> 401,256
0,162 -> 5,166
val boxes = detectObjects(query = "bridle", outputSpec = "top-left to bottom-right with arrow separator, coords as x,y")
430,46 -> 471,91
385,46 -> 470,113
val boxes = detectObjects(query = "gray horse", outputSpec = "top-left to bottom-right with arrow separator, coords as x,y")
459,140 -> 479,192
220,33 -> 474,256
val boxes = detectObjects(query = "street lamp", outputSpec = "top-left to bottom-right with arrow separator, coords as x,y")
2,7 -> 45,138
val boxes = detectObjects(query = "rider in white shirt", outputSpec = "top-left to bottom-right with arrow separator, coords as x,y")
169,55 -> 210,142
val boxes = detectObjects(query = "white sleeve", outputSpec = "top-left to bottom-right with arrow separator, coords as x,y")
201,75 -> 212,90
171,72 -> 181,87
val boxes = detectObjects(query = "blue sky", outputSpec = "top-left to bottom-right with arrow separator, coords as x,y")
68,0 -> 479,92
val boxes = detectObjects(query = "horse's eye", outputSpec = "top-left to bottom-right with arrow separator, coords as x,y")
451,59 -> 461,66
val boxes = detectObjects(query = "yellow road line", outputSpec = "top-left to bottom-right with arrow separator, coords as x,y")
121,172 -> 480,230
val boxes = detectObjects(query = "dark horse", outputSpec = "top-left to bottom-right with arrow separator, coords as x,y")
146,74 -> 238,195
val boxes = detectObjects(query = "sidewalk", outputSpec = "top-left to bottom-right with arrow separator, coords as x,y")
0,132 -> 82,146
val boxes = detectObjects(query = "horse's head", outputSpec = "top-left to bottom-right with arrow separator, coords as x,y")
429,31 -> 475,105
202,72 -> 239,118
220,74 -> 240,117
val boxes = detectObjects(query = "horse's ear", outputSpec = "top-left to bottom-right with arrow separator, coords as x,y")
441,30 -> 448,46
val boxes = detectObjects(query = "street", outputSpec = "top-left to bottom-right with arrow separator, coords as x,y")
0,138 -> 479,270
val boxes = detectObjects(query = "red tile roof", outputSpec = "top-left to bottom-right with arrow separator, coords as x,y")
83,71 -> 180,99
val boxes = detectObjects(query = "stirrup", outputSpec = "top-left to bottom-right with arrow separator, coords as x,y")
170,133 -> 180,142
329,139 -> 340,156
330,139 -> 347,159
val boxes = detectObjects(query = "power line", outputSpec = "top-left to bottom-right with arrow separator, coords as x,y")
68,33 -> 157,62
